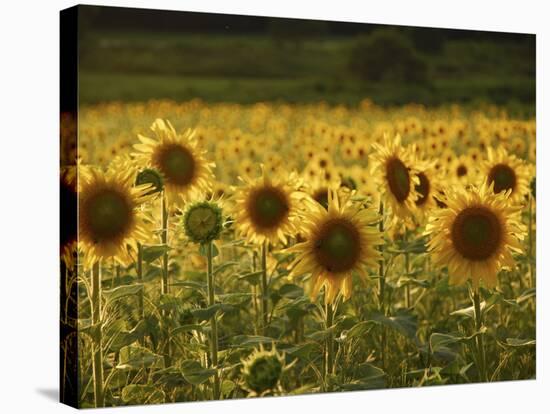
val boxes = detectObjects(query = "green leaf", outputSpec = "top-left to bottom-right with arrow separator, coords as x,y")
338,320 -> 374,342
278,283 -> 304,299
216,293 -> 253,306
108,320 -> 146,352
230,335 -> 276,348
516,288 -> 536,304
237,270 -> 263,286
214,261 -> 239,275
116,345 -> 163,370
191,304 -> 234,322
505,338 -> 536,347
142,244 -> 169,263
221,380 -> 236,397
171,324 -> 203,335
179,360 -> 216,385
103,284 -> 143,306
370,311 -> 417,339
199,243 -> 219,258
340,363 -> 386,390
121,385 -> 165,404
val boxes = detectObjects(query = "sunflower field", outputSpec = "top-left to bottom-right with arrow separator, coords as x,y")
60,99 -> 536,408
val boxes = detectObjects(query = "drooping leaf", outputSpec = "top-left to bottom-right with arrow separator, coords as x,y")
103,284 -> 143,306
179,360 -> 216,385
121,384 -> 165,404
229,335 -> 276,348
116,345 -> 164,370
370,311 -> 417,339
142,244 -> 169,263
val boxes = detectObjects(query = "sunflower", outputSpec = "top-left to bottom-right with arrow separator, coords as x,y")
425,182 -> 525,288
78,167 -> 153,269
232,168 -> 307,245
133,119 -> 215,208
482,146 -> 530,204
287,189 -> 383,304
60,165 -> 77,267
411,157 -> 441,223
450,154 -> 476,186
371,134 -> 419,219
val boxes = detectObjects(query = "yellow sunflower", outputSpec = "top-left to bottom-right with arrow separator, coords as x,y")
133,119 -> 215,208
371,134 -> 419,219
232,168 -> 307,245
449,154 -> 476,186
287,189 -> 383,304
78,167 -> 153,269
412,159 -> 441,223
60,165 -> 77,268
425,182 -> 525,288
482,146 -> 530,204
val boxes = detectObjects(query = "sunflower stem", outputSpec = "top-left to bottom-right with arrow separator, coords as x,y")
91,261 -> 105,408
528,194 -> 535,288
137,242 -> 144,321
160,193 -> 171,366
472,288 -> 488,382
252,251 -> 259,335
377,201 -> 387,371
260,241 -> 269,335
325,299 -> 334,391
405,251 -> 411,309
206,241 -> 220,400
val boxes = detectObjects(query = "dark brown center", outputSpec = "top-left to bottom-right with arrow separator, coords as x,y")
247,186 -> 289,230
314,218 -> 361,273
451,206 -> 502,261
415,172 -> 430,206
155,143 -> 196,186
488,163 -> 516,194
386,157 -> 410,202
82,188 -> 133,244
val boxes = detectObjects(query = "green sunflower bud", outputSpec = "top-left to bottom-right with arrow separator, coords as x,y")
242,347 -> 284,396
183,201 -> 223,244
135,168 -> 164,195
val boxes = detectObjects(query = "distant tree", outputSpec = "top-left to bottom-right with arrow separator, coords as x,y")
267,18 -> 329,47
349,29 -> 429,83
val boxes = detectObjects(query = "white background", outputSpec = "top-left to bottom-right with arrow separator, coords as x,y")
0,0 -> 547,412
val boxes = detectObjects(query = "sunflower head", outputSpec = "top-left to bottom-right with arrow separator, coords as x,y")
371,134 -> 419,220
425,181 -> 525,288
242,346 -> 285,396
233,168 -> 306,246
135,168 -> 164,195
182,201 -> 223,244
60,166 -> 78,267
287,189 -> 383,304
78,167 -> 153,269
133,119 -> 215,208
483,146 -> 530,204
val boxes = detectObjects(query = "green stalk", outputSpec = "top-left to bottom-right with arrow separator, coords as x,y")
260,241 -> 269,334
252,251 -> 259,335
528,194 -> 534,288
405,251 -> 411,308
325,299 -> 334,391
377,201 -> 387,370
137,242 -> 144,320
160,193 -> 171,366
91,261 -> 105,407
206,241 -> 220,400
472,288 -> 488,382
160,193 -> 169,296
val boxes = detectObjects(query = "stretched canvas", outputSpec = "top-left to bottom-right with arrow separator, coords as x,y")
60,5 -> 536,408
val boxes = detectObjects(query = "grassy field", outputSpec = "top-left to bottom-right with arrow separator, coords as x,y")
78,32 -> 535,113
